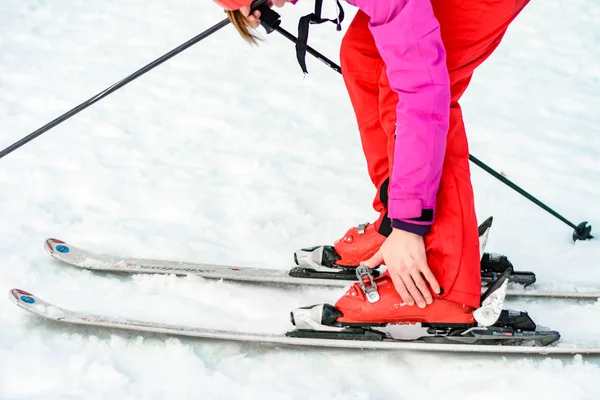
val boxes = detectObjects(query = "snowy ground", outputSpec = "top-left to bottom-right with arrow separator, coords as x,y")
1,0 -> 600,398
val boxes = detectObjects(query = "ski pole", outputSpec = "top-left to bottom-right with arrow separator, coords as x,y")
0,17 -> 233,161
256,4 -> 341,73
469,155 -> 593,241
0,0 -> 277,162
258,6 -> 593,242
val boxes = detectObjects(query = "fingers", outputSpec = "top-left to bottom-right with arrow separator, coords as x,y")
419,261 -> 441,295
401,270 -> 427,308
242,0 -> 287,30
361,250 -> 384,269
239,6 -> 261,28
247,10 -> 261,28
246,0 -> 285,28
389,272 -> 414,306
410,269 -> 433,307
393,259 -> 436,308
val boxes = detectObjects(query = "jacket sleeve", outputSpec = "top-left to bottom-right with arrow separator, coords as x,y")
348,0 -> 451,232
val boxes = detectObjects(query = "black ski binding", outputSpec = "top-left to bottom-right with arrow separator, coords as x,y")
286,326 -> 385,341
481,253 -> 536,287
290,245 -> 381,280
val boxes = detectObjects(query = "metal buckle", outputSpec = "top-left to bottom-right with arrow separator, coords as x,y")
356,266 -> 380,303
357,223 -> 369,235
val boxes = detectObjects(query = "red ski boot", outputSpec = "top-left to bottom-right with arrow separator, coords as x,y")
287,268 -> 561,347
294,217 -> 494,272
332,223 -> 386,267
292,223 -> 385,277
334,270 -> 475,325
290,267 -> 475,331
290,217 -> 522,290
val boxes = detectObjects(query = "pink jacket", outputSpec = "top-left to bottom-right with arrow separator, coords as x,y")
291,0 -> 450,228
347,0 -> 450,227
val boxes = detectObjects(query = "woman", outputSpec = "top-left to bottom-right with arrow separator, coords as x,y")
213,0 -> 528,326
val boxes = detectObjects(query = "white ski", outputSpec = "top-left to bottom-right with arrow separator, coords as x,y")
9,288 -> 599,355
44,238 -> 600,300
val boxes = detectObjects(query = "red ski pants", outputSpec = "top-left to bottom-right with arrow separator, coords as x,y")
340,0 -> 529,308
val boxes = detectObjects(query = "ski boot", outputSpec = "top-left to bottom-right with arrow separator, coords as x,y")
290,266 -> 475,331
287,267 -> 560,347
293,217 -> 494,273
290,222 -> 385,280
291,218 -> 494,280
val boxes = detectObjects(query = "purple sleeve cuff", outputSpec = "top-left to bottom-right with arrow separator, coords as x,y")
391,219 -> 431,236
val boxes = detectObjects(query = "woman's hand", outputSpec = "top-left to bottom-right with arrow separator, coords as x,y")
241,0 -> 291,29
363,228 -> 441,308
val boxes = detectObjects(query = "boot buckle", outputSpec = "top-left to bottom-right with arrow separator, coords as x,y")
356,265 -> 380,303
357,223 -> 369,235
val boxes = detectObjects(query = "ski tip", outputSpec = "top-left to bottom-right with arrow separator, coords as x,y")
477,216 -> 494,236
44,238 -> 69,256
9,288 -> 36,307
9,289 -> 68,321
11,288 -> 33,297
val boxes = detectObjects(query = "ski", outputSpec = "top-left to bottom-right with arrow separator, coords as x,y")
9,288 -> 597,355
44,238 -> 600,300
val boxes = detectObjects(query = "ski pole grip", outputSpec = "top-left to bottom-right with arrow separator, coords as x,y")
257,4 -> 281,33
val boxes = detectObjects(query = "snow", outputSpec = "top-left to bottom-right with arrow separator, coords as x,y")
1,0 -> 600,398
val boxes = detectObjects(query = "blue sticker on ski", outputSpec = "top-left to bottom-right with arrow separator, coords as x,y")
56,245 -> 70,253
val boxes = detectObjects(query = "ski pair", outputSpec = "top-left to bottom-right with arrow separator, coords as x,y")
41,234 -> 560,347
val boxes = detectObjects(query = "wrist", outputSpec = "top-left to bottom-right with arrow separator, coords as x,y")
391,219 -> 430,236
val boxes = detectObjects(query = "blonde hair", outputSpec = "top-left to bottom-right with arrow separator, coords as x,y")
226,10 -> 260,44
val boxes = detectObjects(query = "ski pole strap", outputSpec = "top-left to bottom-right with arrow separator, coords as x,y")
296,0 -> 344,74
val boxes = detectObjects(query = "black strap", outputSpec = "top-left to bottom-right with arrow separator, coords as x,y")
405,209 -> 435,223
296,0 -> 344,74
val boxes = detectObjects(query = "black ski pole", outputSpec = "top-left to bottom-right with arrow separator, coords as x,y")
0,17 -> 232,161
469,155 -> 593,241
256,4 -> 341,73
258,6 -> 593,242
0,0 -> 277,162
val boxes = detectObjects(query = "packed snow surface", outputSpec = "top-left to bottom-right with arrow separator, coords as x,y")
1,0 -> 600,398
